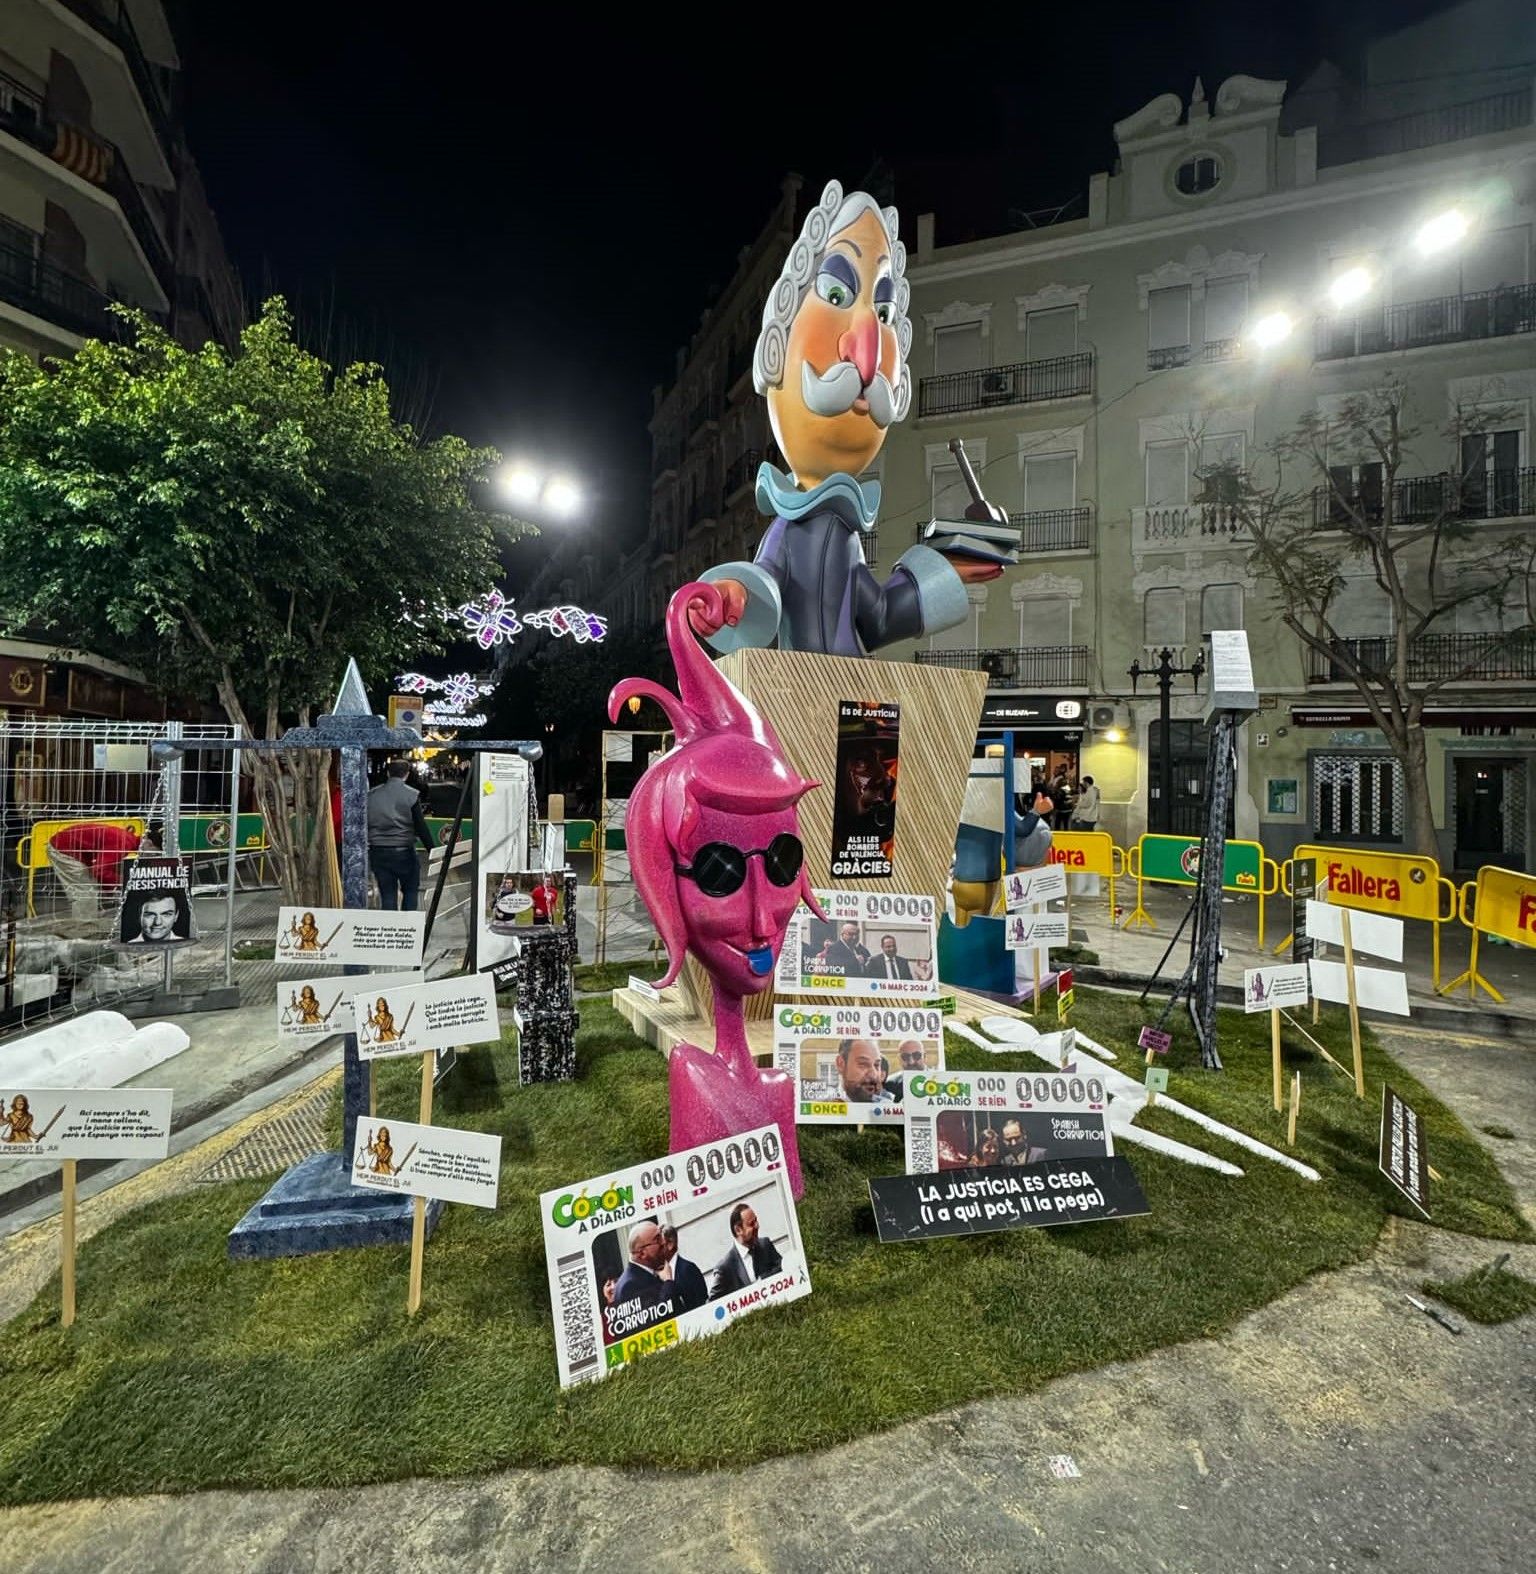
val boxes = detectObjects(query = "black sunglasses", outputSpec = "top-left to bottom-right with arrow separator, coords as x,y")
674,834 -> 804,897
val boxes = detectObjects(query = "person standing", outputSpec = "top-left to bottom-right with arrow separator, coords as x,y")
366,761 -> 435,911
1071,776 -> 1100,831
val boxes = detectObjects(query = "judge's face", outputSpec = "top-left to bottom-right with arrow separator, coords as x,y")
140,896 -> 177,940
838,1039 -> 884,1102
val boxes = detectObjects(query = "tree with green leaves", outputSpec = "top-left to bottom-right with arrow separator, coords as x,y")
0,299 -> 525,901
1233,380 -> 1534,858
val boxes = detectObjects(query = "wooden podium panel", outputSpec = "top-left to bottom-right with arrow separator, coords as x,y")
667,649 -> 985,1028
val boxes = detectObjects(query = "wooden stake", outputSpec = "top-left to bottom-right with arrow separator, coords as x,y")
1287,1071 -> 1301,1146
407,1049 -> 434,1317
1340,909 -> 1365,1099
1271,1006 -> 1283,1112
60,1158 -> 77,1328
1031,947 -> 1041,1019
1280,1010 -> 1353,1081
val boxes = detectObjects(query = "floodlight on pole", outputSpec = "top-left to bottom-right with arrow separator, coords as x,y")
1250,310 -> 1294,349
544,478 -> 581,517
1415,209 -> 1468,255
501,466 -> 540,504
1328,266 -> 1373,308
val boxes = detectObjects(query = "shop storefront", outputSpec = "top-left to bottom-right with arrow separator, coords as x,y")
976,694 -> 1085,794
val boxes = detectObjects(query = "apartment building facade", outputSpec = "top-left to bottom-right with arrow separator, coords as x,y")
0,0 -> 242,361
879,0 -> 1536,872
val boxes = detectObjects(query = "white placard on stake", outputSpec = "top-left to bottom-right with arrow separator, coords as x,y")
1243,964 -> 1310,1013
274,907 -> 425,967
1304,900 -> 1403,962
350,1116 -> 501,1208
275,972 -> 421,1043
1209,629 -> 1256,694
0,1088 -> 172,1160
353,974 -> 501,1062
1005,864 -> 1068,911
1006,913 -> 1070,950
1310,959 -> 1411,1016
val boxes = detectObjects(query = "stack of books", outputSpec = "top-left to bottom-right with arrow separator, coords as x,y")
920,513 -> 1022,566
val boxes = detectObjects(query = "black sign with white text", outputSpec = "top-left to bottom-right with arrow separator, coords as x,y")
1292,856 -> 1317,967
869,1155 -> 1149,1243
1379,1084 -> 1431,1218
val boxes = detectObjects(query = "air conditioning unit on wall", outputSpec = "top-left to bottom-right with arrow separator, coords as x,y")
979,369 -> 1017,403
1090,703 -> 1131,732
982,651 -> 1018,685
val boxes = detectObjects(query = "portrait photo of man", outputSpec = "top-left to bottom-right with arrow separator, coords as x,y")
834,1037 -> 895,1105
709,1203 -> 784,1299
866,933 -> 912,982
821,921 -> 871,977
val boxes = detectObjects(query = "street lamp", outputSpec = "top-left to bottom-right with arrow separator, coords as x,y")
500,466 -> 540,504
1328,266 -> 1373,307
498,464 -> 583,518
1249,310 -> 1293,349
544,477 -> 581,517
1415,208 -> 1468,255
1128,646 -> 1206,835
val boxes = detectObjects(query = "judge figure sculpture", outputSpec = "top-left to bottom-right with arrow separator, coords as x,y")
689,180 -> 1000,657
610,582 -> 825,1197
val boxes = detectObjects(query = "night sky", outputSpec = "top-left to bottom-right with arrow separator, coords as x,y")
168,2 -> 1444,560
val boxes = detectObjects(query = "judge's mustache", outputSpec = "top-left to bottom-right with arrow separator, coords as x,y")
800,359 -> 898,428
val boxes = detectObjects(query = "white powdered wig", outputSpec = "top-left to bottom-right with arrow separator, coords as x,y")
753,180 -> 913,424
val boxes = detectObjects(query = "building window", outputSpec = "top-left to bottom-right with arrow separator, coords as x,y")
931,463 -> 972,519
1147,286 -> 1192,368
1174,155 -> 1221,196
1324,461 -> 1384,524
1024,306 -> 1077,362
1020,593 -> 1072,648
933,322 -> 984,375
1023,451 -> 1077,512
1144,586 -> 1186,647
1146,440 -> 1190,507
1459,428 -> 1523,518
1200,583 -> 1243,635
1203,276 -> 1248,353
1195,432 -> 1245,504
1312,754 -> 1403,843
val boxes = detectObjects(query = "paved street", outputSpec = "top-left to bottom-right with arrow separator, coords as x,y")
2,1011 -> 1531,1573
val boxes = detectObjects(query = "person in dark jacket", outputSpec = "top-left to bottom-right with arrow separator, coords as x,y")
366,760 -> 435,910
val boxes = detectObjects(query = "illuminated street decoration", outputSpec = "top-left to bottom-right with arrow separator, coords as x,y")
456,591 -> 607,648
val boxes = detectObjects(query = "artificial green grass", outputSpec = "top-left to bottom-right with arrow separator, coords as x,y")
572,956 -> 665,993
1423,1265 -> 1536,1324
0,987 -> 1526,1503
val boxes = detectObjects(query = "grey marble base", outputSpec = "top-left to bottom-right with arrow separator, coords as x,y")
227,1150 -> 442,1259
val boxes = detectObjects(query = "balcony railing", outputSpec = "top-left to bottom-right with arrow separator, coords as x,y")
54,1 -> 177,156
1013,505 -> 1093,553
1306,633 -> 1536,685
1132,501 -> 1249,552
0,238 -> 120,339
0,70 -> 172,292
1148,339 -> 1243,371
1316,283 -> 1536,360
1317,87 -> 1533,169
1312,468 -> 1536,528
917,351 -> 1093,418
724,448 -> 762,499
915,645 -> 1089,687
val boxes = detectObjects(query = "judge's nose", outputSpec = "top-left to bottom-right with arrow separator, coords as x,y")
837,311 -> 879,387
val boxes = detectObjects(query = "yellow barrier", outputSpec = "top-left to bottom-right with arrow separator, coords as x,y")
1047,830 -> 1118,930
1276,845 -> 1456,991
1439,863 -> 1536,1002
17,817 -> 147,917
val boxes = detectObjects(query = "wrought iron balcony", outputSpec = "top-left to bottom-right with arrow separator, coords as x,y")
915,645 -> 1089,687
1132,501 -> 1249,553
54,1 -> 177,158
1147,343 -> 1191,371
1014,505 -> 1093,553
1311,468 -> 1536,528
724,448 -> 762,499
1316,282 -> 1536,360
0,238 -> 121,340
0,71 -> 172,292
1317,87 -> 1533,168
1305,633 -> 1536,685
918,351 -> 1093,418
1148,339 -> 1242,371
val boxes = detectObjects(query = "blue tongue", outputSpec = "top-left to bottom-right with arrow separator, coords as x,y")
746,945 -> 774,976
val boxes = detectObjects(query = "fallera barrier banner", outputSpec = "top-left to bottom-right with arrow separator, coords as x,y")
1293,844 -> 1441,923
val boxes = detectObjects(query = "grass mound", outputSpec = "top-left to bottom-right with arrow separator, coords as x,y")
1423,1264 -> 1536,1325
0,988 -> 1525,1503
572,957 -> 664,993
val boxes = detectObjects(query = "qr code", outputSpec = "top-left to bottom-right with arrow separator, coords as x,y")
556,1251 -> 599,1382
909,1118 -> 934,1174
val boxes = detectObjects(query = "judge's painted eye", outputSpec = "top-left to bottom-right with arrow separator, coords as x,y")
875,302 -> 894,325
873,276 -> 895,325
816,274 -> 853,308
815,253 -> 860,310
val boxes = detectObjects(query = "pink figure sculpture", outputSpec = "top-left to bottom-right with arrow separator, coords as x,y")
609,581 -> 825,1198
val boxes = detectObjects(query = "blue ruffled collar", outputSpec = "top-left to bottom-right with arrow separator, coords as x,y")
755,462 -> 880,530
